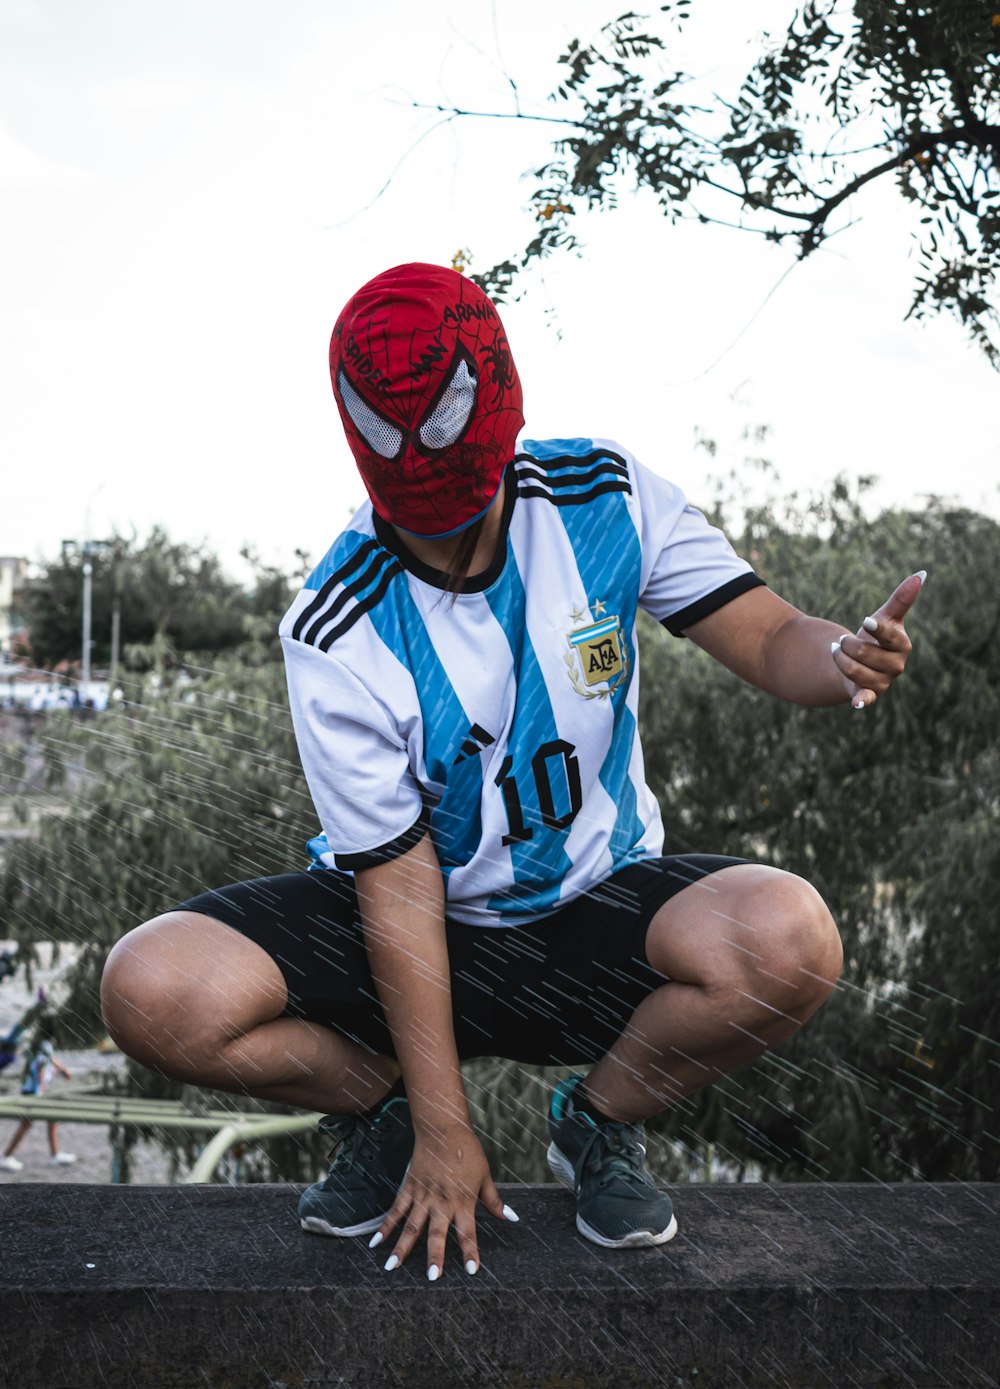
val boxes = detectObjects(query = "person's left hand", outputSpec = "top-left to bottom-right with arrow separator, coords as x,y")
830,571 -> 925,710
371,1119 -> 509,1280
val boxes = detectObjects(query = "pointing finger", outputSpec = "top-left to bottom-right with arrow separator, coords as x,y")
871,571 -> 926,626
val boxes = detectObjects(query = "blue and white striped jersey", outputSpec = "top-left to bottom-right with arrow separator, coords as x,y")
279,438 -> 763,926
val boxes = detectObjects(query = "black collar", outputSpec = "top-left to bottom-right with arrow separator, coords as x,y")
372,463 -> 517,594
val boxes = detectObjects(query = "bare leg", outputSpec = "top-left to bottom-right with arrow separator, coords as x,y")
102,912 -> 399,1114
3,1120 -> 32,1158
583,865 -> 843,1122
47,1122 -> 60,1157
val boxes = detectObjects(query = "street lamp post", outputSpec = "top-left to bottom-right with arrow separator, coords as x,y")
79,485 -> 105,701
110,584 -> 121,691
81,553 -> 93,697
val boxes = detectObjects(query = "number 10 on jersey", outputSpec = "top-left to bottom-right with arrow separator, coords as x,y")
494,740 -> 583,846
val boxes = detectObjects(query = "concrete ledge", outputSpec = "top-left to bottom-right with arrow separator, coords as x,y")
2,1183 -> 999,1388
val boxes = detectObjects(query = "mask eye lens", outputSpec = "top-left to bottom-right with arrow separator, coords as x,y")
419,359 -> 477,451
337,368 -> 403,459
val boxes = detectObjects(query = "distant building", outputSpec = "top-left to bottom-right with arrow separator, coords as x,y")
0,557 -> 27,658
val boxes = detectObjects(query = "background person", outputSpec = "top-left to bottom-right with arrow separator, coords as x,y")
1,1019 -> 76,1171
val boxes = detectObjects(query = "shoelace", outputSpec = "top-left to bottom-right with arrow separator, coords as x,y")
576,1119 -> 652,1192
320,1109 -> 391,1171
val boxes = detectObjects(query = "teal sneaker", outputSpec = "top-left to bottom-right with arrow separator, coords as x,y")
547,1074 -> 678,1249
298,1094 -> 413,1238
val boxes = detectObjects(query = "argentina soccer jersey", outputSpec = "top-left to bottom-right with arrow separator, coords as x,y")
280,437 -> 763,926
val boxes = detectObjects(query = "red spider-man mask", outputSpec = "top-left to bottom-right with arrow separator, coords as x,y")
330,263 -> 524,538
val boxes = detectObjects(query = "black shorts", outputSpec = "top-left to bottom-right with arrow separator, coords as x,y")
175,854 -> 746,1067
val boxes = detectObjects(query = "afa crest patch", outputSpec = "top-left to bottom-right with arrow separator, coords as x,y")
564,606 -> 629,699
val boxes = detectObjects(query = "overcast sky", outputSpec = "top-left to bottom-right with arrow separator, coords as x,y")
3,0 -> 998,580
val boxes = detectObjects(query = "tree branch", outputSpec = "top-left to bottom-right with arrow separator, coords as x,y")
720,123 -> 1000,252
405,99 -> 592,130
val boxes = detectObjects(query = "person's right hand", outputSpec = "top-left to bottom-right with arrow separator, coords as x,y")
829,571 -> 924,710
369,1119 -> 516,1279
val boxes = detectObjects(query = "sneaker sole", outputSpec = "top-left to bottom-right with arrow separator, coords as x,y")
300,1212 -> 387,1238
577,1210 -> 678,1248
547,1140 -> 576,1190
299,1161 -> 412,1240
546,1141 -> 679,1249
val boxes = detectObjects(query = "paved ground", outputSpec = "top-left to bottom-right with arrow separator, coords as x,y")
0,1047 -> 174,1184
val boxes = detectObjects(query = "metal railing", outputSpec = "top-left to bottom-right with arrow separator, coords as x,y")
0,1092 -> 322,1183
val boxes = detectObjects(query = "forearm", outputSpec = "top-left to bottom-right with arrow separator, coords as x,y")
687,588 -> 851,706
688,577 -> 920,712
759,612 -> 851,706
355,834 -> 469,1132
359,834 -> 507,1275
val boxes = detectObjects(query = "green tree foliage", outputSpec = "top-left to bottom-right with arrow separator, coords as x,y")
16,529 -> 300,670
477,2 -> 1000,362
1,639 -> 330,1182
2,481 -> 997,1184
0,652 -> 314,1044
633,465 -> 1000,1182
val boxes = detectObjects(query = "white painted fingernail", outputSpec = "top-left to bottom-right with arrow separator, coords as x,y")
863,616 -> 878,634
502,1204 -> 520,1222
384,1254 -> 399,1271
368,1231 -> 383,1248
427,1264 -> 440,1282
916,570 -> 927,584
830,640 -> 842,654
852,698 -> 866,710
465,1259 -> 478,1276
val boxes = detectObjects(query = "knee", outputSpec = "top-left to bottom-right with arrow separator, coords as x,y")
101,915 -> 240,1081
748,873 -> 843,1011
